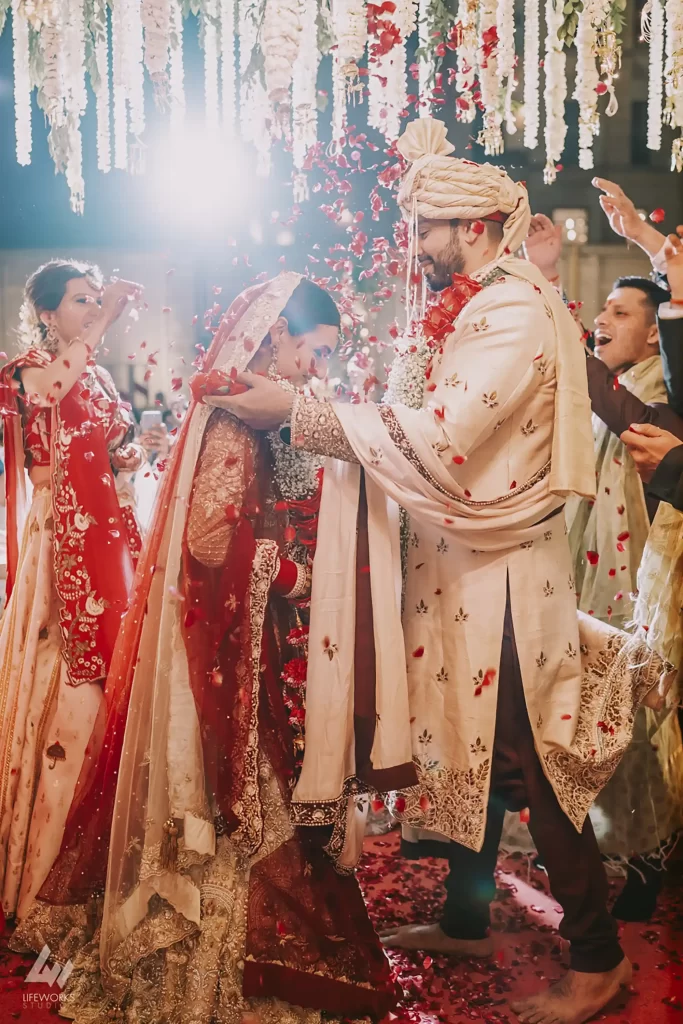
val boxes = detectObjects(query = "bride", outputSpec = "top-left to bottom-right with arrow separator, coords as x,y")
13,273 -> 398,1022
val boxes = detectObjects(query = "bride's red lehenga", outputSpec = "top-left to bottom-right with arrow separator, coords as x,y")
13,275 -> 399,1023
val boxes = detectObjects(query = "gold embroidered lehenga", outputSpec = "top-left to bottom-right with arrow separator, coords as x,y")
0,353 -> 141,925
12,275 -> 398,1023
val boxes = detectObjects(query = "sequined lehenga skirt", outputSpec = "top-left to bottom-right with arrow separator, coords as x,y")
0,488 -> 102,920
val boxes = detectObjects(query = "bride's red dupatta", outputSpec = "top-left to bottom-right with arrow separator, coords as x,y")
38,283 -> 269,904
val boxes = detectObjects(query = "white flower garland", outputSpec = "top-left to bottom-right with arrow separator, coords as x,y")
263,0 -> 301,123
573,8 -> 600,169
125,0 -> 146,141
454,0 -> 477,123
292,0 -> 320,170
169,0 -> 185,137
496,0 -> 516,134
239,0 -> 271,175
141,0 -> 171,100
111,0 -> 128,168
522,0 -> 539,148
220,0 -> 235,134
12,0 -> 31,164
664,0 -> 683,170
203,0 -> 219,136
543,0 -> 567,183
331,0 -> 366,145
63,0 -> 86,211
644,0 -> 664,151
92,0 -> 111,172
478,0 -> 504,154
368,0 -> 416,141
416,0 -> 431,113
384,332 -> 430,409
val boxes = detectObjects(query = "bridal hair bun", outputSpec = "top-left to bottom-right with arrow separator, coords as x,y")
396,117 -> 455,163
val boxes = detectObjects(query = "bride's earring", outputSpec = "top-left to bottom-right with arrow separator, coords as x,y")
267,334 -> 281,380
45,322 -> 59,352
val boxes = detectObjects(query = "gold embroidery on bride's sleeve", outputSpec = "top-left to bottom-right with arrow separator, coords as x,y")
187,411 -> 256,568
290,396 -> 358,463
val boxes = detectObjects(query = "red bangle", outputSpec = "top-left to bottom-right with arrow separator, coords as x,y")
272,557 -> 298,595
670,297 -> 683,306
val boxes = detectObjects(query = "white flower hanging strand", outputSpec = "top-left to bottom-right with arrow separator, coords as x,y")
453,0 -> 478,124
91,0 -> 111,172
126,0 -> 146,146
239,0 -> 271,176
573,6 -> 600,169
477,0 -> 504,155
496,0 -> 516,134
522,0 -> 539,148
169,0 -> 186,137
331,0 -> 366,147
543,0 -> 567,183
141,0 -> 171,103
220,0 -> 235,134
643,0 -> 664,151
63,0 -> 87,211
263,0 -> 302,133
292,0 -> 320,192
368,0 -> 416,141
664,0 -> 683,170
111,0 -> 128,169
203,0 -> 219,137
11,0 -> 31,164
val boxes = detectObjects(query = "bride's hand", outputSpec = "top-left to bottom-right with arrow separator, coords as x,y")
204,371 -> 295,430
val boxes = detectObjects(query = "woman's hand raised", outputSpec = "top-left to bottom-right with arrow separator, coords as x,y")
100,279 -> 144,328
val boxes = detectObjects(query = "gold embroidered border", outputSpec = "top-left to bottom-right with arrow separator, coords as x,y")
379,405 -> 551,508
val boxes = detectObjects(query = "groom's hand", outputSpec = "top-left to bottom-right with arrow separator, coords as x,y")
204,371 -> 295,430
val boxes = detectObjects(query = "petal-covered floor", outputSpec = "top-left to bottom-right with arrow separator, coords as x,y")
0,830 -> 681,1022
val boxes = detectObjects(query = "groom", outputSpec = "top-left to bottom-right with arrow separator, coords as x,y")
214,119 -> 639,1024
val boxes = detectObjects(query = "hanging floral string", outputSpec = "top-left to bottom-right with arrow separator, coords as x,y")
203,0 -> 219,136
239,0 -> 271,175
496,0 -> 516,134
415,0 -> 451,112
664,0 -> 683,170
368,0 -> 416,141
643,0 -> 664,152
331,0 -> 366,147
543,0 -> 567,183
63,0 -> 87,210
522,0 -> 539,148
453,0 -> 478,123
125,0 -> 146,165
111,0 -> 128,168
292,0 -> 320,192
141,0 -> 171,104
220,0 -> 235,134
477,0 -> 503,155
11,0 -> 31,164
263,0 -> 302,135
169,0 -> 185,137
90,0 -> 111,172
573,5 -> 601,169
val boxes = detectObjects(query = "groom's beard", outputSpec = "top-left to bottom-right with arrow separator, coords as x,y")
420,235 -> 466,292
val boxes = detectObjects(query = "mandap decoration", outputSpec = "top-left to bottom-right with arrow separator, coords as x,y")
2,0 -> 683,212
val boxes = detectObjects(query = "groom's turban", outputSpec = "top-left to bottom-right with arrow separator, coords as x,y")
396,118 -> 531,258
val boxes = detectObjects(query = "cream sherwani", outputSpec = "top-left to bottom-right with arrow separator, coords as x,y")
290,260 -> 662,857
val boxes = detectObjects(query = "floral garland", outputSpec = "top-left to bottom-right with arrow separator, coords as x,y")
573,5 -> 601,169
220,0 -> 235,133
664,0 -> 683,171
292,0 -> 320,182
414,0 -> 451,109
543,0 -> 567,184
643,0 -> 665,152
367,0 -> 416,142
169,0 -> 185,136
522,0 -> 539,148
203,0 -> 219,136
453,0 -> 478,123
90,0 -> 111,172
141,0 -> 171,101
477,0 -> 504,155
263,0 -> 302,129
111,0 -> 127,168
331,0 -> 366,148
12,0 -> 31,164
496,0 -> 516,135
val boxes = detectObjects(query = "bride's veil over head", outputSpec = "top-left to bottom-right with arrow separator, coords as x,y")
37,273 -> 304,990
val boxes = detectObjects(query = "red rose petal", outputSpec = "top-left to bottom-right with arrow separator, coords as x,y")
586,550 -> 599,565
412,646 -> 425,658
649,207 -> 665,224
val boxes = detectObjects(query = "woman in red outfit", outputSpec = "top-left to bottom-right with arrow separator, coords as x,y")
14,273 -> 398,1023
0,260 -> 143,925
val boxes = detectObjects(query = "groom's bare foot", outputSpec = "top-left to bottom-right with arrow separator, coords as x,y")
511,958 -> 632,1024
379,922 -> 494,957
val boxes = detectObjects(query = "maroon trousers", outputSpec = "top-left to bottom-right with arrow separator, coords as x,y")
440,591 -> 624,974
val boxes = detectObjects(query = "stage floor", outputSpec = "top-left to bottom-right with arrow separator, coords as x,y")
0,830 -> 681,1022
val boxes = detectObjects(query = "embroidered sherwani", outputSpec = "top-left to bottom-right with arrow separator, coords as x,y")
289,262 -> 662,856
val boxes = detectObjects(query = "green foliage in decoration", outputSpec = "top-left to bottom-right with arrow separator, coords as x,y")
557,0 -> 583,47
414,0 -> 453,92
609,0 -> 627,36
317,0 -> 334,56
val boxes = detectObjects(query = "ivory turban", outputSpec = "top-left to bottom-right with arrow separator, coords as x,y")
396,118 -> 531,258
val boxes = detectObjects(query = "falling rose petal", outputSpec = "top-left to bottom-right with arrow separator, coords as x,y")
608,568 -> 616,577
617,504 -> 625,515
63,359 -> 70,369
561,714 -> 572,720
0,352 -> 7,360
423,957 -> 433,969
519,807 -> 530,823
412,646 -> 425,658
617,542 -> 625,552
394,796 -> 406,813
586,550 -> 599,565
372,798 -> 385,813
595,81 -> 608,95
452,455 -> 466,464
284,526 -> 297,543
649,207 -> 665,224
617,531 -> 630,542
474,685 -> 483,696
162,306 -> 172,314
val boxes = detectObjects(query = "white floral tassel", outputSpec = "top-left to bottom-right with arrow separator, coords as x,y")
141,0 -> 171,104
263,0 -> 301,134
63,0 -> 87,211
203,0 -> 219,136
125,0 -> 146,144
522,0 -> 539,148
91,0 -> 111,172
453,0 -> 477,123
573,8 -> 600,169
543,0 -> 567,183
664,0 -> 683,170
644,0 -> 664,151
478,0 -> 503,154
11,0 -> 31,164
169,0 -> 185,137
496,0 -> 516,133
368,0 -> 416,141
331,0 -> 366,146
111,0 -> 128,168
416,0 -> 431,114
220,0 -> 235,134
292,0 -> 320,172
239,0 -> 271,175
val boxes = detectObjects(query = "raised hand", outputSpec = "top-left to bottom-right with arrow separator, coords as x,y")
524,214 -> 563,283
100,279 -> 144,327
593,178 -> 665,259
663,225 -> 683,301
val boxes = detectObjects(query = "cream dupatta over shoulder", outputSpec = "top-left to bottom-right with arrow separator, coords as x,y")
292,257 -> 667,857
